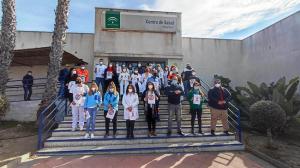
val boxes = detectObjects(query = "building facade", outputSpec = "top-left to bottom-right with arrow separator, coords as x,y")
12,8 -> 300,88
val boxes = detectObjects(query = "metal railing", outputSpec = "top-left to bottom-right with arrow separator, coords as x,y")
200,78 -> 242,142
37,96 -> 68,149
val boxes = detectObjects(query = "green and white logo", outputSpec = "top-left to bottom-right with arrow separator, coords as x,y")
105,11 -> 120,29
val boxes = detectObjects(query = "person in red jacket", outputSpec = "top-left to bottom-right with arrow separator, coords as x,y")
76,64 -> 89,83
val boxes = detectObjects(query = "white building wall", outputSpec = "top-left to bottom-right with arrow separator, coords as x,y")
182,38 -> 243,86
241,11 -> 300,86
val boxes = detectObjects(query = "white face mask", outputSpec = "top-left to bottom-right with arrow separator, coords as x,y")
72,71 -> 76,74
122,69 -> 126,72
128,89 -> 133,93
109,64 -> 112,67
192,72 -> 196,76
172,80 -> 178,84
215,83 -> 221,88
100,62 -> 103,65
91,88 -> 96,92
138,64 -> 141,67
81,66 -> 85,70
109,88 -> 114,92
134,71 -> 138,74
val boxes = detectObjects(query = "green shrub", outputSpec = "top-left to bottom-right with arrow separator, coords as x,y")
0,95 -> 9,119
249,100 -> 286,134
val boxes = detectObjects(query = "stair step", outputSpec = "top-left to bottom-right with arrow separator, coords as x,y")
58,120 -> 222,128
37,140 -> 244,156
51,125 -> 226,137
44,133 -> 236,148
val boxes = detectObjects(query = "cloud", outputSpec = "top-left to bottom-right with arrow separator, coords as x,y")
141,0 -> 300,38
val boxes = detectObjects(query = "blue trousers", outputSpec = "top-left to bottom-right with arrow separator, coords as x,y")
86,107 -> 97,134
95,77 -> 105,91
58,80 -> 65,97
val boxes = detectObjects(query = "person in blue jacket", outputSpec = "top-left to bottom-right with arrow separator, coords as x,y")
84,82 -> 102,139
103,81 -> 120,138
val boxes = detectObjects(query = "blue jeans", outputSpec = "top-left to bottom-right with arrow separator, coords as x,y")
183,81 -> 189,97
58,80 -> 65,97
86,107 -> 97,133
95,77 -> 105,91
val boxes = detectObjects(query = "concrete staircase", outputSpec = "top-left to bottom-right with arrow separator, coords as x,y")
36,96 -> 244,155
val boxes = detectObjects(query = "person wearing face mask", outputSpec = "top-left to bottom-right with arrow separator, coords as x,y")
58,64 -> 70,97
76,64 -> 89,83
103,82 -> 120,138
94,59 -> 107,92
165,76 -> 185,136
22,71 -> 34,101
130,68 -> 141,94
69,77 -> 89,131
188,81 -> 205,134
187,70 -> 200,94
122,84 -> 139,139
147,69 -> 161,94
137,63 -> 144,75
182,63 -> 193,97
119,67 -> 130,97
140,68 -> 153,94
65,68 -> 78,102
104,63 -> 116,92
84,82 -> 102,139
208,79 -> 231,136
168,65 -> 178,81
163,66 -> 170,89
142,82 -> 160,137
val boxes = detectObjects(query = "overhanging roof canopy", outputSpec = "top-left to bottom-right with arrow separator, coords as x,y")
12,47 -> 87,66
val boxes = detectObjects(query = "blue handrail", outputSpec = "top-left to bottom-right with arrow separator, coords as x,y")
199,78 -> 242,142
37,96 -> 68,149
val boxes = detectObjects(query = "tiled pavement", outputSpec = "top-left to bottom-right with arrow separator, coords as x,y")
17,152 -> 275,168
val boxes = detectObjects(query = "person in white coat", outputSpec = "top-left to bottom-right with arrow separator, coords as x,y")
119,67 -> 130,96
69,77 -> 89,131
122,84 -> 139,139
130,68 -> 141,94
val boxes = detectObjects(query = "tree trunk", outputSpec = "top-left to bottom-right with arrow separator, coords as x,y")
37,0 -> 70,123
41,0 -> 70,103
0,0 -> 16,96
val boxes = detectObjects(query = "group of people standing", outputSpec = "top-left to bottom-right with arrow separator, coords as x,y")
57,60 -> 231,139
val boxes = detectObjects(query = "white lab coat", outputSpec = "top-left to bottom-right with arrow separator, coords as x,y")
122,93 -> 139,120
119,72 -> 130,95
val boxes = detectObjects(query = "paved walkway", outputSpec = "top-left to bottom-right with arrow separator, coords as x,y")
17,152 -> 275,168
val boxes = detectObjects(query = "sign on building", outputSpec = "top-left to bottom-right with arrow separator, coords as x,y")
102,10 -> 178,33
105,11 -> 121,29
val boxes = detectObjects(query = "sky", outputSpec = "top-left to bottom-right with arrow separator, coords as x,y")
1,0 -> 300,39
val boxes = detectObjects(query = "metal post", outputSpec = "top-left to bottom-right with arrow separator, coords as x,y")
237,109 -> 242,142
37,112 -> 44,149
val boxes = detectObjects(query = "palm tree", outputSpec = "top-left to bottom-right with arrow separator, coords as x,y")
0,0 -> 16,95
42,0 -> 70,103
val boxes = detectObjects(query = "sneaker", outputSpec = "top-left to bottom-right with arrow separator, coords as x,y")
148,131 -> 151,137
84,133 -> 89,139
104,133 -> 109,138
71,128 -> 76,132
90,133 -> 95,139
79,126 -> 84,131
151,131 -> 157,136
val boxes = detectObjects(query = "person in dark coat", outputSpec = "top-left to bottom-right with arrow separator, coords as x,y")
22,71 -> 33,101
65,68 -> 78,102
